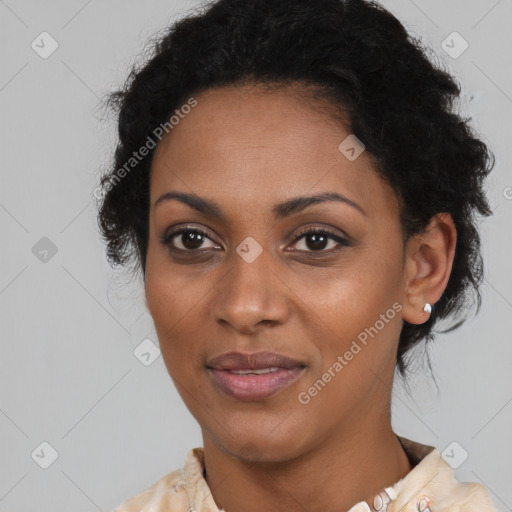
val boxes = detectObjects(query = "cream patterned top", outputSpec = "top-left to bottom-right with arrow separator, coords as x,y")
114,436 -> 498,512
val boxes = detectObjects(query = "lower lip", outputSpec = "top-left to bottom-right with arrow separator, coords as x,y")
208,367 -> 305,401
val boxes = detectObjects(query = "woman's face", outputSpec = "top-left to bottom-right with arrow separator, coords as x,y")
145,84 -> 409,461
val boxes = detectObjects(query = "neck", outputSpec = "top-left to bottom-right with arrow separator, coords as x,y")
202,422 -> 412,512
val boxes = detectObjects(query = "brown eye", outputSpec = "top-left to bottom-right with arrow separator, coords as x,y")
291,228 -> 349,253
160,225 -> 350,256
161,228 -> 218,251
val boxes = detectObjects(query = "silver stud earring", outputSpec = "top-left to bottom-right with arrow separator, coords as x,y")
423,303 -> 432,314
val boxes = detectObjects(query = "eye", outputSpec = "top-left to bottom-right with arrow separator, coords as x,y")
160,226 -> 219,252
289,227 -> 350,253
160,225 -> 350,255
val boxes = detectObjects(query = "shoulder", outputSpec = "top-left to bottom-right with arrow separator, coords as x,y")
389,437 -> 498,512
113,448 -> 205,512
113,468 -> 188,511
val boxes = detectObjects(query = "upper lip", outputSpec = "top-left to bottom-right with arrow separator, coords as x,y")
206,351 -> 305,371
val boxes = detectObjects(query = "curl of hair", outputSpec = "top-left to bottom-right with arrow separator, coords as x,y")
96,0 -> 494,378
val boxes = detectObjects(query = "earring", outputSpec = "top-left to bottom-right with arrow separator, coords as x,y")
423,303 -> 432,314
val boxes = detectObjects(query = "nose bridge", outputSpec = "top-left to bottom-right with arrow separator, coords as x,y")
213,241 -> 288,331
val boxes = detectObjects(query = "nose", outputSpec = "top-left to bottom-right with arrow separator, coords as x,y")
212,245 -> 290,334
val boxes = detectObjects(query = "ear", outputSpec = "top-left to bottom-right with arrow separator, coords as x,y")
401,213 -> 457,325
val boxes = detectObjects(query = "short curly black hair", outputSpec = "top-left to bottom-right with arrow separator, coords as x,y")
96,0 -> 494,378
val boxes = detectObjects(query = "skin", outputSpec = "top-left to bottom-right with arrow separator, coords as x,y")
144,83 -> 457,512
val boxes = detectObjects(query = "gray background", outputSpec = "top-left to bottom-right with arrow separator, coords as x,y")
0,0 -> 511,511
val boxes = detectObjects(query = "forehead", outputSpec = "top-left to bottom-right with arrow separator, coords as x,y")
149,84 -> 399,220
154,83 -> 348,157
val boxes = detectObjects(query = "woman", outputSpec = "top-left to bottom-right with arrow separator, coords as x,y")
97,0 -> 498,510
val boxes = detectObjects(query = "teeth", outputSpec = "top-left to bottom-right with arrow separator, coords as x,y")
228,367 -> 281,375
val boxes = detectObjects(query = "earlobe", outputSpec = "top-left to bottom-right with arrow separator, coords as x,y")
401,213 -> 457,325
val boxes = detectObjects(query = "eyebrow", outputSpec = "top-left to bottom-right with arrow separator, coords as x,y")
153,191 -> 366,220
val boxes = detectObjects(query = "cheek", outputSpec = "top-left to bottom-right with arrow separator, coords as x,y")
145,276 -> 210,413
300,248 -> 404,385
304,251 -> 402,333
144,269 -> 203,367
145,241 -> 204,331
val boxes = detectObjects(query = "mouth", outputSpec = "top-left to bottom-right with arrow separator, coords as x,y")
206,351 -> 306,401
226,367 -> 282,375
207,367 -> 305,401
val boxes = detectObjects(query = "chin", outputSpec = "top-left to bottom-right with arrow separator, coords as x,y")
214,424 -> 312,465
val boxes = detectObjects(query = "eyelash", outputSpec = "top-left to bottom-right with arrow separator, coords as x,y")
160,225 -> 350,256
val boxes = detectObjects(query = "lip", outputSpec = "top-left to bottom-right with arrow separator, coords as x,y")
208,367 -> 305,401
207,351 -> 305,371
206,351 -> 306,401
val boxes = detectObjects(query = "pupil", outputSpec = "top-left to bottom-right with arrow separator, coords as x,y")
307,233 -> 327,250
183,231 -> 203,249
